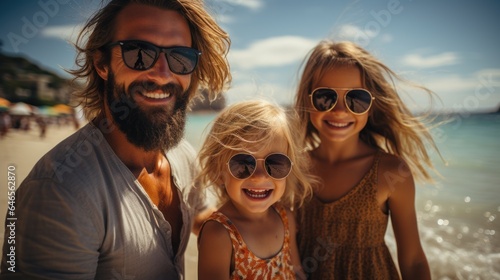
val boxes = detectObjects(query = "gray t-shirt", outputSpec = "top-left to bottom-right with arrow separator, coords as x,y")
1,122 -> 206,279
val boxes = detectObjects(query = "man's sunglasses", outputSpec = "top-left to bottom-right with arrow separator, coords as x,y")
310,87 -> 375,115
105,40 -> 201,75
227,153 -> 293,180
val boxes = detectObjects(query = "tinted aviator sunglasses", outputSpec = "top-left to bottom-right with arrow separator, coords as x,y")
105,40 -> 201,75
310,87 -> 375,115
227,153 -> 293,180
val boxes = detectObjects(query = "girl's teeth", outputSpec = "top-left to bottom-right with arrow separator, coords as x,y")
327,121 -> 349,127
244,189 -> 271,199
143,92 -> 170,99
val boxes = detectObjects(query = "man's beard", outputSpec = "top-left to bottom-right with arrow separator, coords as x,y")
105,72 -> 189,152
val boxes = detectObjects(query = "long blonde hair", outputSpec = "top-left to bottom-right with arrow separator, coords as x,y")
294,40 -> 441,183
198,99 -> 315,209
68,0 -> 231,121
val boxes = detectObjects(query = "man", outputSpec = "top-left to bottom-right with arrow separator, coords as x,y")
0,0 -> 231,279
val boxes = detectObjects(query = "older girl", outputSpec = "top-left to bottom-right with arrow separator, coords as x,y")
294,40 -> 440,280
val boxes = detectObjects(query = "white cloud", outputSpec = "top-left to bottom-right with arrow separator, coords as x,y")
207,0 -> 263,17
41,24 -> 83,44
330,24 -> 393,46
228,36 -> 318,69
215,14 -> 234,24
218,0 -> 263,10
475,68 -> 500,87
225,80 -> 294,106
380,33 -> 393,43
421,74 -> 475,93
336,24 -> 377,40
402,52 -> 460,69
399,69 -> 500,112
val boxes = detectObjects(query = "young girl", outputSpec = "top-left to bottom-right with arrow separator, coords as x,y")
294,40 -> 440,280
197,99 -> 314,280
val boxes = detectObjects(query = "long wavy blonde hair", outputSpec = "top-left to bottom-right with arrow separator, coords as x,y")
197,99 -> 315,209
68,0 -> 231,121
294,40 -> 441,183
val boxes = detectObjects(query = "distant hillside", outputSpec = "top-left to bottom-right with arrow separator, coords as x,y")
0,53 -> 67,86
0,52 -> 70,106
190,89 -> 226,112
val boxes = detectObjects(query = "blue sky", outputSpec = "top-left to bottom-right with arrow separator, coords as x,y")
1,0 -> 499,112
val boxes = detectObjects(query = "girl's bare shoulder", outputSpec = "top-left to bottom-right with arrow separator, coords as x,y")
378,151 -> 411,173
377,151 -> 415,194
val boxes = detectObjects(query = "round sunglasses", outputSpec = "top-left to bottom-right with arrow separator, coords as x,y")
227,153 -> 293,180
310,87 -> 375,115
106,40 -> 201,75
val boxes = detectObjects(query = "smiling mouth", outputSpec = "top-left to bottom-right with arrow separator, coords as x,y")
243,189 -> 273,199
326,121 -> 350,128
142,92 -> 171,99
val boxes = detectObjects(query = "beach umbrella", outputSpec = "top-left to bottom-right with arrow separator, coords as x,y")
52,104 -> 73,115
37,105 -> 58,116
0,98 -> 10,111
0,97 -> 11,107
9,102 -> 33,116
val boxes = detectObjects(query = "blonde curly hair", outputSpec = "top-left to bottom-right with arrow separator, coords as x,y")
197,99 -> 315,209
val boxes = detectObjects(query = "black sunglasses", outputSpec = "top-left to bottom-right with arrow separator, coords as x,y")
105,40 -> 201,75
310,87 -> 375,115
227,153 -> 293,180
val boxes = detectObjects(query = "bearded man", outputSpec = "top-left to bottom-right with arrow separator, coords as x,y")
0,0 -> 231,279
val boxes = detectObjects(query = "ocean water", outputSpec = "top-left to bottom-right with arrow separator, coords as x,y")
185,112 -> 500,279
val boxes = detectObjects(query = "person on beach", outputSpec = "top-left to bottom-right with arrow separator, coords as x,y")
294,40 -> 439,280
0,111 -> 10,138
0,0 -> 230,279
197,100 -> 314,280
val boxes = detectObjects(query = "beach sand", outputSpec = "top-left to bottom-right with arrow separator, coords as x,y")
0,123 -> 199,279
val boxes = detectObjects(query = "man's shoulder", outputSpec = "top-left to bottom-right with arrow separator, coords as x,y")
166,139 -> 197,170
167,138 -> 196,158
166,139 -> 198,189
23,123 -> 115,190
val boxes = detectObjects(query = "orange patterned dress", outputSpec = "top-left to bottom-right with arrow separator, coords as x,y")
204,205 -> 296,280
297,151 -> 400,279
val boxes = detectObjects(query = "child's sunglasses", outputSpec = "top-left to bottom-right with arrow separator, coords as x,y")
310,87 -> 375,115
227,153 -> 293,180
105,40 -> 201,75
